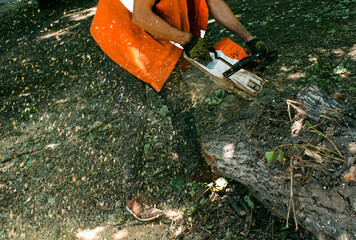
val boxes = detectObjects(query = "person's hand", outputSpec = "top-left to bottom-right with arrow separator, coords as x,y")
246,38 -> 278,66
183,36 -> 211,61
246,38 -> 270,57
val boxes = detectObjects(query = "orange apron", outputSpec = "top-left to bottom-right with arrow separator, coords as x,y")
90,0 -> 209,92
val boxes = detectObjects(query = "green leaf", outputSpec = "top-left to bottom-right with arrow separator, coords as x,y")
36,193 -> 44,201
49,197 -> 56,203
265,151 -> 277,165
144,143 -> 150,153
26,159 -> 33,167
170,177 -> 185,190
244,195 -> 255,209
334,64 -> 347,75
278,150 -> 285,162
108,213 -> 116,220
158,105 -> 169,117
306,121 -> 312,129
311,129 -> 325,138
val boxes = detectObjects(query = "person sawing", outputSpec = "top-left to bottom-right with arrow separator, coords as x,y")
90,0 -> 272,220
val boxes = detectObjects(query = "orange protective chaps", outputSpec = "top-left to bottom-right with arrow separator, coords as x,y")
90,0 -> 208,91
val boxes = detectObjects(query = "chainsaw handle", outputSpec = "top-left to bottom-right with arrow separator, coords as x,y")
222,52 -> 261,78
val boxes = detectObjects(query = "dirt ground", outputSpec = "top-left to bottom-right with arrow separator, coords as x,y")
0,0 -> 355,239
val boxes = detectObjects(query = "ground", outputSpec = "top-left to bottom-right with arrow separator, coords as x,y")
0,0 -> 355,239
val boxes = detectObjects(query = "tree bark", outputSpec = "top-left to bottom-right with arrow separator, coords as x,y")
201,86 -> 356,240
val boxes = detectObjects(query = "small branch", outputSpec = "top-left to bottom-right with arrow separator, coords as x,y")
198,226 -> 212,234
162,220 -> 179,240
309,128 -> 342,157
243,207 -> 254,240
125,206 -> 163,222
273,143 -> 345,163
286,99 -> 317,120
286,157 -> 298,230
304,148 -> 344,163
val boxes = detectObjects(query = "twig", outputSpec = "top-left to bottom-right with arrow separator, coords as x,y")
309,127 -> 342,157
244,209 -> 253,239
161,220 -> 178,240
261,115 -> 288,123
304,148 -> 344,162
198,226 -> 212,234
287,99 -> 294,123
322,106 -> 342,118
125,206 -> 163,222
273,143 -> 344,162
286,157 -> 298,230
169,220 -> 186,240
287,99 -> 309,119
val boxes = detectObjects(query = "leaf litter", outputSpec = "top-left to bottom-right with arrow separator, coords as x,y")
1,0 -> 355,239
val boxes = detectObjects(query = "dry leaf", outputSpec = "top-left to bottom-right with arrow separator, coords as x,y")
291,118 -> 304,136
304,149 -> 323,162
344,166 -> 356,182
348,142 -> 356,154
333,92 -> 344,100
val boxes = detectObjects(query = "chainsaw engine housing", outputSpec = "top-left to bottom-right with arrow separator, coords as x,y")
184,37 -> 265,97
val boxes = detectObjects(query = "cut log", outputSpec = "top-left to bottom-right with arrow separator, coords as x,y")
202,86 -> 356,240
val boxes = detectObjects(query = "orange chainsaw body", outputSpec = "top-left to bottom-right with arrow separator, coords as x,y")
213,37 -> 251,61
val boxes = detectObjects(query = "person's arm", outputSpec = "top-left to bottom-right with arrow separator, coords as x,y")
206,0 -> 253,42
132,0 -> 191,45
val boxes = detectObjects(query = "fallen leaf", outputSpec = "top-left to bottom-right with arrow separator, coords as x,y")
333,92 -> 343,100
278,150 -> 285,162
215,177 -> 228,192
304,149 -> 323,162
349,142 -> 356,154
45,143 -> 60,150
344,166 -> 356,182
265,151 -> 277,165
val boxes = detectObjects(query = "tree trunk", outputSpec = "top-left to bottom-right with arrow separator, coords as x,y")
201,86 -> 356,240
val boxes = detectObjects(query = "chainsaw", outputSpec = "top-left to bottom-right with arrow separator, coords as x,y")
184,37 -> 277,98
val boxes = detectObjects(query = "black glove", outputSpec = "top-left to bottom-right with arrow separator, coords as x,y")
183,35 -> 211,61
246,38 -> 270,57
247,39 -> 278,67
